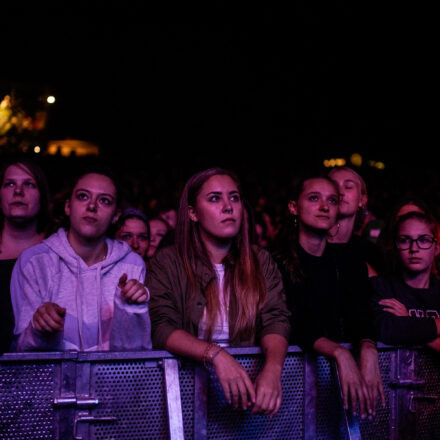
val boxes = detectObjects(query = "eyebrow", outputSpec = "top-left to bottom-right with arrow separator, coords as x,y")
306,191 -> 337,197
398,234 -> 433,237
4,177 -> 36,182
75,188 -> 115,198
206,190 -> 240,195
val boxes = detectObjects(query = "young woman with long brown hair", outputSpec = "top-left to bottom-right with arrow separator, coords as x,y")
273,175 -> 384,420
147,167 -> 290,416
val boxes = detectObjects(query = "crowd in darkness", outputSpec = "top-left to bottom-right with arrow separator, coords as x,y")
1,149 -> 440,419
27,152 -> 440,241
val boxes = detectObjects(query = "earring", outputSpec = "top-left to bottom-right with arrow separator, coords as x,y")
292,215 -> 298,228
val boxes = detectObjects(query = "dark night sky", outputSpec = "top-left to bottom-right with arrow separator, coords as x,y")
1,2 -> 437,175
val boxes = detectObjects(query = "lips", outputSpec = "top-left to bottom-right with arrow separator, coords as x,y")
82,216 -> 98,224
10,202 -> 27,207
221,218 -> 236,223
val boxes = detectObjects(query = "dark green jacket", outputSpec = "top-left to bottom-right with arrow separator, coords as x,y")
147,245 -> 291,349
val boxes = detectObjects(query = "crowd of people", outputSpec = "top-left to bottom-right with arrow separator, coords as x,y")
0,153 -> 439,419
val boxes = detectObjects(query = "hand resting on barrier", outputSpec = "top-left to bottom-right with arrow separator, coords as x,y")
165,329 -> 286,416
212,349 -> 256,410
358,340 -> 386,416
314,337 -> 384,420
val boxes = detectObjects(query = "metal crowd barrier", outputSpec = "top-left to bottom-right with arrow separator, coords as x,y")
1,345 -> 439,439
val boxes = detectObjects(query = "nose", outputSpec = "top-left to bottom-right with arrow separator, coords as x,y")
14,184 -> 24,196
150,235 -> 158,246
409,240 -> 418,253
130,236 -> 139,250
87,198 -> 97,212
319,200 -> 329,212
222,199 -> 233,214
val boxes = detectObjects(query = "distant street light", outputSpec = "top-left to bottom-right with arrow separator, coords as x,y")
46,96 -> 56,104
34,146 -> 41,153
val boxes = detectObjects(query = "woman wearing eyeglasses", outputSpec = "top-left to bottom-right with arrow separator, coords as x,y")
371,211 -> 440,350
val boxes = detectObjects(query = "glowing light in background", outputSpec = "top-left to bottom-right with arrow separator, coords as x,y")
323,158 -> 346,168
368,160 -> 385,170
350,153 -> 362,167
46,96 -> 56,104
33,146 -> 41,153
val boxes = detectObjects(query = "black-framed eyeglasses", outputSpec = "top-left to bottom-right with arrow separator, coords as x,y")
396,235 -> 437,250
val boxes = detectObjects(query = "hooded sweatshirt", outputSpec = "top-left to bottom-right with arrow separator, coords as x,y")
11,228 -> 152,352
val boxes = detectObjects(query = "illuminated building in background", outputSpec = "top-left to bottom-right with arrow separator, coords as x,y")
46,139 -> 99,157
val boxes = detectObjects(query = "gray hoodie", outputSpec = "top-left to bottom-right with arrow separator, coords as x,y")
11,228 -> 151,352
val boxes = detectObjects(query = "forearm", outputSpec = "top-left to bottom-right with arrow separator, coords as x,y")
359,340 -> 379,367
260,334 -> 288,375
15,322 -> 63,352
165,329 -> 215,362
313,337 -> 349,361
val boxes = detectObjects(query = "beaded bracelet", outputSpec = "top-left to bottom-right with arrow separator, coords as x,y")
202,342 -> 223,369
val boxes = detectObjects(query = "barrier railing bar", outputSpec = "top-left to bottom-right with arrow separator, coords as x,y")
194,365 -> 209,440
332,362 -> 362,440
164,358 -> 185,440
303,354 -> 317,440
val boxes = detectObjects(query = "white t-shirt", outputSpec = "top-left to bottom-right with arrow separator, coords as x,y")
198,264 -> 229,347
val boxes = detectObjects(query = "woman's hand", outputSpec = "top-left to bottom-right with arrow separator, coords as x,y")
33,302 -> 66,332
252,367 -> 282,416
359,341 -> 385,417
379,298 -> 409,316
118,274 -> 148,304
334,346 -> 371,418
212,349 -> 256,410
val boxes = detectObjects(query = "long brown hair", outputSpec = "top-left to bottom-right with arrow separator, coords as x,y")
176,167 -> 266,341
273,174 -> 338,282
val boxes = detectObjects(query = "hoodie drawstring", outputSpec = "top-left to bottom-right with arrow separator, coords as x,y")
96,265 -> 103,349
75,260 -> 84,351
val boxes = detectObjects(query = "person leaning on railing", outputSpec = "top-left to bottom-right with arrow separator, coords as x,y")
147,167 -> 291,417
273,174 -> 385,421
11,165 -> 151,352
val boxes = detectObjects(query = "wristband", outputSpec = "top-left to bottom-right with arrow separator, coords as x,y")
202,342 -> 223,369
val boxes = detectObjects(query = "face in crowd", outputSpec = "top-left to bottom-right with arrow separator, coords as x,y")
396,216 -> 439,276
188,173 -> 243,244
289,177 -> 339,233
147,218 -> 170,258
159,209 -> 177,230
116,217 -> 150,258
65,173 -> 119,242
329,168 -> 366,218
1,164 -> 41,224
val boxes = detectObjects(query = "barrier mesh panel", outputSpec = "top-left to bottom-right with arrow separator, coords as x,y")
316,356 -> 347,440
206,353 -> 304,440
178,361 -> 195,440
360,350 -> 393,439
0,362 -> 57,440
90,360 -> 169,440
415,351 -> 440,440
